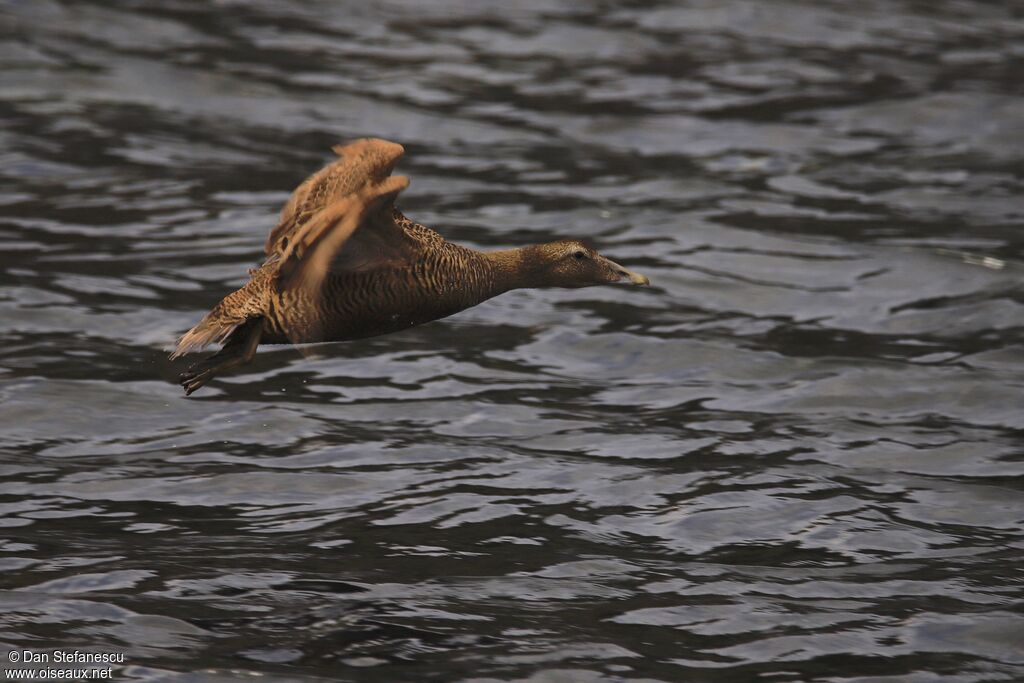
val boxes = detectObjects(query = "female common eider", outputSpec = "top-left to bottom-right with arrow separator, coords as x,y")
171,138 -> 649,395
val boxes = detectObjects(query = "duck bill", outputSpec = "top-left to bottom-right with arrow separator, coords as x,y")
599,255 -> 650,286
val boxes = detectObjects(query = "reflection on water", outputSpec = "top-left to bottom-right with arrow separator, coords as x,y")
1,1 -> 1023,681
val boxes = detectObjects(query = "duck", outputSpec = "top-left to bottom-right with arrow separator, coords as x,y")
171,138 -> 650,395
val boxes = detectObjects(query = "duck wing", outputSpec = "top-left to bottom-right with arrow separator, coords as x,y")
265,138 -> 405,256
274,174 -> 414,297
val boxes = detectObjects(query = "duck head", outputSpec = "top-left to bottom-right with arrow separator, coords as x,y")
524,240 -> 650,288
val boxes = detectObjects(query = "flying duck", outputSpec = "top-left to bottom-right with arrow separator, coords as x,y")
172,138 -> 649,395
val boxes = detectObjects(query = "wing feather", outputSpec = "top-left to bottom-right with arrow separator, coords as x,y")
265,138 -> 405,256
275,175 -> 412,297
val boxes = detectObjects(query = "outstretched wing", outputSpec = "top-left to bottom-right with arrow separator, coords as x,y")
275,174 -> 414,297
265,138 -> 405,256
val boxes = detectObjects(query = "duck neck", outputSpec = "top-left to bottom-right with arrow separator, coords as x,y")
484,246 -> 541,294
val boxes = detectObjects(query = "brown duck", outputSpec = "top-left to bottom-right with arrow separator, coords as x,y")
171,138 -> 650,395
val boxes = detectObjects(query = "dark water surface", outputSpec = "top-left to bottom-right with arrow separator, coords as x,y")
2,1 -> 1023,681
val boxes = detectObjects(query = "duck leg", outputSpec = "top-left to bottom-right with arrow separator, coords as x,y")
179,318 -> 262,396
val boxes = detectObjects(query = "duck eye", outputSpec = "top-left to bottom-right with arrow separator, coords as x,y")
572,250 -> 587,260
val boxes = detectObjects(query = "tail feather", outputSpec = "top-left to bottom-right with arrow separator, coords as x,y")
170,312 -> 242,359
172,276 -> 267,359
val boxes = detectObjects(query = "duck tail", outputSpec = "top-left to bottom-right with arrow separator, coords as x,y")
171,275 -> 268,360
170,310 -> 242,359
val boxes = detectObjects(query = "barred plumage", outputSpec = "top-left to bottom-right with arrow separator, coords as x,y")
173,138 -> 649,395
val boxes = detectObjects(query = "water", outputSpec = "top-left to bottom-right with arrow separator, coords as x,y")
2,1 -> 1023,681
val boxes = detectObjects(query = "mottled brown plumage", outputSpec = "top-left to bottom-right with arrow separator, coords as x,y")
172,138 -> 649,395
